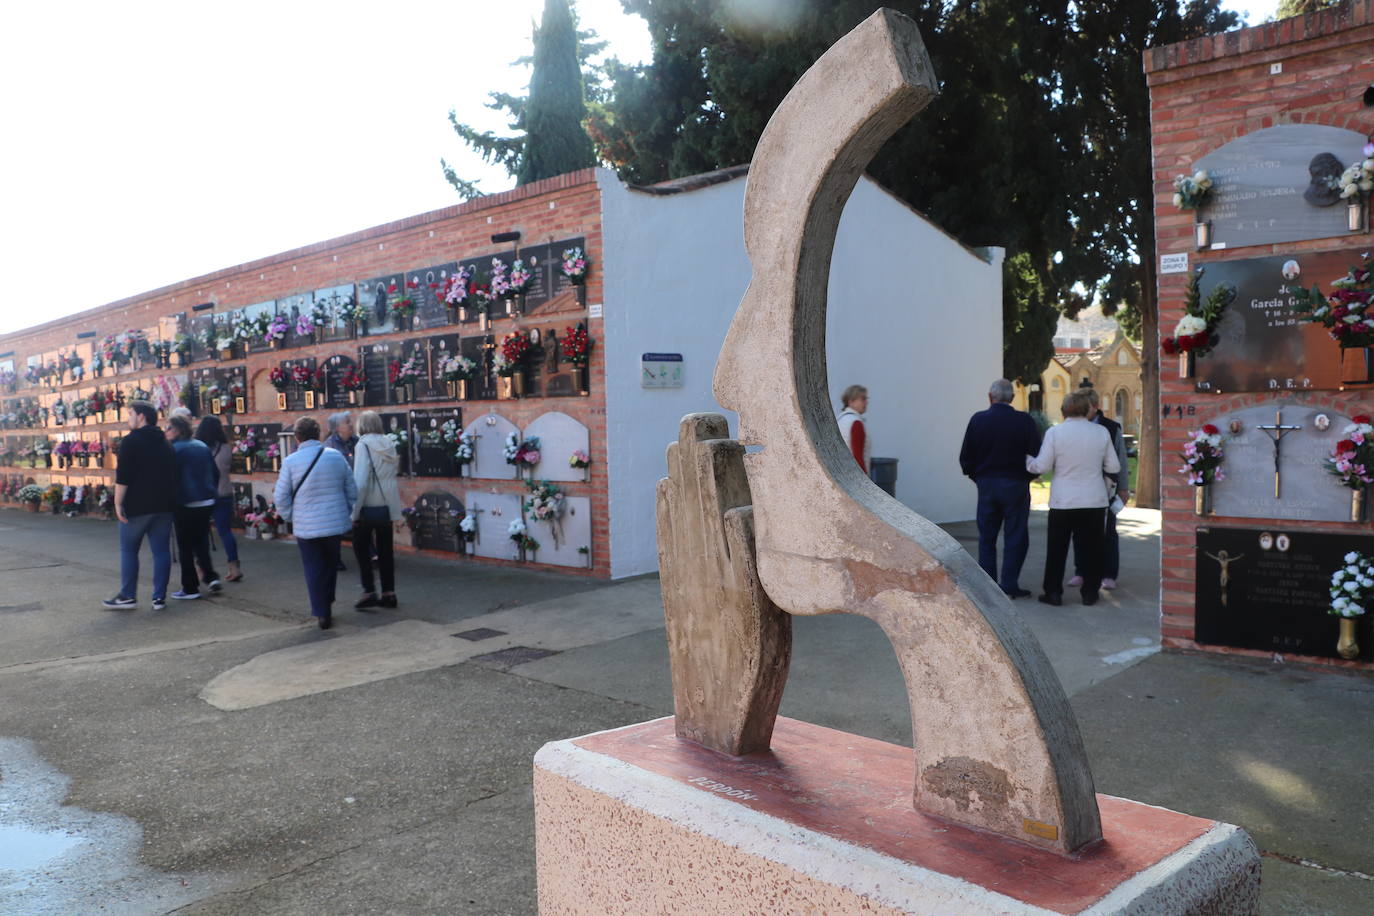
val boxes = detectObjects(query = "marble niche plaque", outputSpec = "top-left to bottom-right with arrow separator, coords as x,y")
1193,250 -> 1361,393
1195,526 -> 1374,659
1210,403 -> 1354,522
1194,124 -> 1367,249
529,495 -> 592,568
522,412 -> 590,482
464,412 -> 518,480
465,490 -> 523,560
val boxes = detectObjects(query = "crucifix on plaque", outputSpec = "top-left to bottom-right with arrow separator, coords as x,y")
1256,410 -> 1302,499
424,339 -> 438,394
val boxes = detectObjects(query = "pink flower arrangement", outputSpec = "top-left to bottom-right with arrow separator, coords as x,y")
1327,414 -> 1374,489
1180,424 -> 1225,486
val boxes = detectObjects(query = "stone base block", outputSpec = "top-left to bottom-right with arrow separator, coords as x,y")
534,717 -> 1259,914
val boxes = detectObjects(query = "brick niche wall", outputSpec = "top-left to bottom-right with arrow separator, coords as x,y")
0,169 -> 611,578
1148,5 -> 1374,667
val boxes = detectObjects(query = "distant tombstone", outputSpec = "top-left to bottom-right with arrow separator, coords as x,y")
407,262 -> 457,329
522,412 -> 589,482
277,357 -> 316,411
410,490 -> 464,552
408,407 -> 462,477
187,313 -> 214,362
280,293 -> 312,347
230,482 -> 253,528
530,495 -> 592,568
428,334 -> 462,399
359,341 -> 399,407
321,354 -> 359,410
242,301 -> 277,354
464,412 -> 518,479
314,284 -> 355,342
1195,526 -> 1374,659
465,490 -> 523,559
1195,125 -> 1368,249
1210,403 -> 1356,521
356,274 -> 400,335
460,336 -> 496,400
1193,250 -> 1358,393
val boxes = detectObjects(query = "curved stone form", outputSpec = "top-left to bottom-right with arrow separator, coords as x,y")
523,411 -> 590,482
464,412 -> 519,480
712,9 -> 1101,853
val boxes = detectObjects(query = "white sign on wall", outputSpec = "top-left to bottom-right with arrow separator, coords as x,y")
641,352 -> 684,389
1160,253 -> 1190,275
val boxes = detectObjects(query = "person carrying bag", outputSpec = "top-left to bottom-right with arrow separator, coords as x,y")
350,411 -> 404,610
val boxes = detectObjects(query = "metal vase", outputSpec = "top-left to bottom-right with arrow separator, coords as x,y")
574,365 -> 589,396
1179,350 -> 1195,380
512,370 -> 526,398
1353,487 -> 1369,524
1337,617 -> 1360,660
1194,485 -> 1211,517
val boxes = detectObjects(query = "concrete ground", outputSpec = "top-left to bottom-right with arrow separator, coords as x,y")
0,505 -> 1369,914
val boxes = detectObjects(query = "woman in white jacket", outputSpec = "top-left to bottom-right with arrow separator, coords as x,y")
1025,390 -> 1120,607
351,411 -> 404,609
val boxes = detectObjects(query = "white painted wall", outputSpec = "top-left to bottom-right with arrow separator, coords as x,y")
598,169 -> 1002,578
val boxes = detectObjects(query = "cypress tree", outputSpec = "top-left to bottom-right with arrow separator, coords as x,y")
517,0 -> 596,185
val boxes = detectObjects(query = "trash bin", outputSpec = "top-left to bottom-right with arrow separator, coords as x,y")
869,456 -> 898,496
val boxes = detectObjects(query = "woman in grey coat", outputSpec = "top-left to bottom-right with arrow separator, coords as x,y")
351,411 -> 404,609
273,416 -> 357,629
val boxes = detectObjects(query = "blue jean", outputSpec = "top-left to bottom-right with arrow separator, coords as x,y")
211,495 -> 239,564
119,512 -> 174,602
975,478 -> 1031,592
297,535 -> 342,619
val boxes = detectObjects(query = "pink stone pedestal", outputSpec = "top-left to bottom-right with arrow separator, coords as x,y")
534,717 -> 1260,915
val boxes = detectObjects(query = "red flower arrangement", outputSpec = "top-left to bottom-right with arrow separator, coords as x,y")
269,367 -> 289,391
388,280 -> 418,318
291,364 -> 313,387
1161,268 -> 1234,357
340,366 -> 366,391
496,332 -> 532,377
313,366 -> 329,391
561,324 -> 591,367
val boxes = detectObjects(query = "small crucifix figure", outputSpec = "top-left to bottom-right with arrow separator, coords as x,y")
424,339 -> 438,392
1204,550 -> 1244,607
1256,410 -> 1302,499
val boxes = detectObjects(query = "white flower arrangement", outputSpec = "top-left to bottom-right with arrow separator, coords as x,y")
503,431 -> 521,462
459,515 -> 476,534
1174,314 -> 1208,338
1172,170 -> 1214,209
507,519 -> 526,537
1330,551 -> 1374,618
1338,159 -> 1374,199
215,335 -> 235,350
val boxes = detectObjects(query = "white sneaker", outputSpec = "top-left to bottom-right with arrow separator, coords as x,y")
1067,575 -> 1084,587
1101,578 -> 1117,590
207,579 -> 223,594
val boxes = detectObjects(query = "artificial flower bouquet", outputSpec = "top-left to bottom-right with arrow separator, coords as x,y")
1180,424 -> 1225,486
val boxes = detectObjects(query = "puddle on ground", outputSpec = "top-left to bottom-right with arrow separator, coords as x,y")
0,824 -> 80,871
0,737 -> 234,914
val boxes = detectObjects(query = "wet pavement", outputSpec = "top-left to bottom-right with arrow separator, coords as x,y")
0,506 -> 1370,913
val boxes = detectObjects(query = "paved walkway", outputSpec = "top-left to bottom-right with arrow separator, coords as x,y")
0,505 -> 1369,913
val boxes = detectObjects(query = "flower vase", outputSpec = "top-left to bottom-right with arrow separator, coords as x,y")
1353,487 -> 1369,523
575,284 -> 587,308
458,379 -> 468,400
95,455 -> 103,468
177,352 -> 188,367
270,339 -> 281,350
244,456 -> 255,474
348,390 -> 359,406
78,456 -> 88,468
220,348 -> 235,361
458,306 -> 469,323
25,501 -> 38,513
573,365 -> 589,396
271,456 -> 281,472
346,320 -> 358,340
479,312 -> 490,333
512,370 -> 526,398
1194,485 -> 1211,517
1340,346 -> 1371,385
261,528 -> 275,540
1337,617 -> 1360,660
1179,351 -> 1195,380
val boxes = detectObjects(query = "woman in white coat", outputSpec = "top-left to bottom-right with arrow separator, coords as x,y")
351,410 -> 404,609
1026,389 -> 1120,607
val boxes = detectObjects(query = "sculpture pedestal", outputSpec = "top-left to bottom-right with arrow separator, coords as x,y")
534,717 -> 1259,915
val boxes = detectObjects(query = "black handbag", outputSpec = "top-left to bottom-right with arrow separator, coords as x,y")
357,444 -> 391,525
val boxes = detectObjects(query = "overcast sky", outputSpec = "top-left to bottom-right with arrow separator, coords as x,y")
0,0 -> 1276,335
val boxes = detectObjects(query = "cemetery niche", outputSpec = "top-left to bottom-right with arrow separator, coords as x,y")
1193,124 -> 1369,249
1195,526 -> 1374,660
406,262 -> 457,330
408,490 -> 464,553
407,407 -> 463,478
463,412 -> 518,480
465,490 -> 523,561
1192,250 -> 1369,393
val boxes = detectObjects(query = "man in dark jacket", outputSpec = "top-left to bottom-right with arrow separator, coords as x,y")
958,379 -> 1042,598
167,414 -> 221,600
104,400 -> 177,610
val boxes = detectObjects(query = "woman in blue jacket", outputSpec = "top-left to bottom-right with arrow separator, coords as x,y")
166,414 -> 221,600
274,416 -> 357,629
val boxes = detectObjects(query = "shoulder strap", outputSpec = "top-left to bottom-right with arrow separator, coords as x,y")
292,447 -> 326,499
361,443 -> 382,499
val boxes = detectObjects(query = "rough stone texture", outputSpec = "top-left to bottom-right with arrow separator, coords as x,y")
533,718 -> 1262,915
656,413 -> 791,755
710,8 -> 1100,852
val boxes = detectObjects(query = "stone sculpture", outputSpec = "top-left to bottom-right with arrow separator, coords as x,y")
658,8 -> 1103,854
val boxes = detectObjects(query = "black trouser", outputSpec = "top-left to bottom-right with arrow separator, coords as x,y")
174,504 -> 218,595
1044,507 -> 1105,601
353,517 -> 395,595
